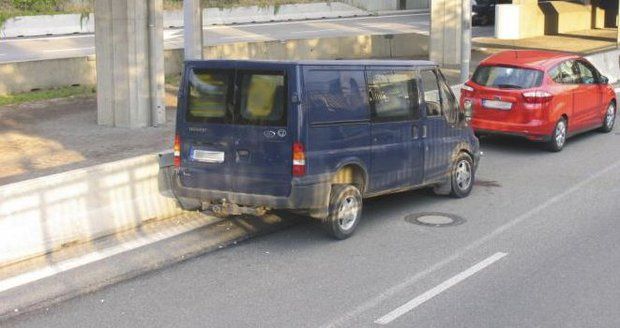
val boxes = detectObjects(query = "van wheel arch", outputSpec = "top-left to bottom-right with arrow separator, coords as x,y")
331,164 -> 368,194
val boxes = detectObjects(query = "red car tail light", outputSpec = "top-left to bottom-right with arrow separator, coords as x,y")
174,134 -> 181,168
292,142 -> 306,177
522,91 -> 553,104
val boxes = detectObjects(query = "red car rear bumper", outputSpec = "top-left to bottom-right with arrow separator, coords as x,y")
472,118 -> 555,141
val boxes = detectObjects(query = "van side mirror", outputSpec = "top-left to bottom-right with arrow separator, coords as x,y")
462,99 -> 473,122
600,76 -> 609,84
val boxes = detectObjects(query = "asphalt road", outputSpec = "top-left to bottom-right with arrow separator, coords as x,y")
0,13 -> 493,64
5,109 -> 620,328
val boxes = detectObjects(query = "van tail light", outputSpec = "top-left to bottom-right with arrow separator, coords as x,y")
174,134 -> 181,168
292,142 -> 306,177
522,91 -> 553,104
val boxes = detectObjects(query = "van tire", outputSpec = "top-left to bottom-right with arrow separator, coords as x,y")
450,153 -> 475,198
322,184 -> 363,240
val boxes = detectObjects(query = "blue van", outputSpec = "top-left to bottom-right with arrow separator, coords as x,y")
173,60 -> 480,239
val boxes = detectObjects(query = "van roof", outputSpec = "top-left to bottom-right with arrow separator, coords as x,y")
185,59 -> 438,68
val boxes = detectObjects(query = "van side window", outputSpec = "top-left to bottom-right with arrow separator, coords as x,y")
238,72 -> 286,126
367,70 -> 421,122
305,69 -> 369,123
437,72 -> 459,124
187,70 -> 233,123
420,69 -> 442,117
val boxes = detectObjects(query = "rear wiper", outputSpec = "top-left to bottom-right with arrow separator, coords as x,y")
494,84 -> 523,90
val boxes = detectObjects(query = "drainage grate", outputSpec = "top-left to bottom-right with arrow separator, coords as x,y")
404,212 -> 466,228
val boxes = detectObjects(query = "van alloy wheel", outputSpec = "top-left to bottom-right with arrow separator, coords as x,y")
455,160 -> 472,192
323,184 -> 363,240
450,153 -> 475,198
337,196 -> 360,231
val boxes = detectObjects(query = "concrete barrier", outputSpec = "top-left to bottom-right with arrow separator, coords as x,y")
0,152 -> 184,268
0,32 -> 429,95
1,14 -> 95,38
586,49 -> 620,84
495,2 -> 595,40
1,2 -> 369,38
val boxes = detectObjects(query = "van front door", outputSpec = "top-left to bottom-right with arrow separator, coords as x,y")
420,69 -> 460,183
367,68 -> 424,193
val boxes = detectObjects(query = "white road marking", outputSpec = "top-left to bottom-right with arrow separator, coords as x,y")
321,159 -> 620,328
42,47 -> 94,53
0,215 -> 218,294
375,252 -> 508,325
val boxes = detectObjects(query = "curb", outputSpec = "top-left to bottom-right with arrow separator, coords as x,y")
0,211 -> 299,321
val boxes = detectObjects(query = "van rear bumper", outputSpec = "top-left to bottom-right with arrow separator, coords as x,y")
172,175 -> 331,217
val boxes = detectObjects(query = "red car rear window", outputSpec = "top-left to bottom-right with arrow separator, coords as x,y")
472,65 -> 543,89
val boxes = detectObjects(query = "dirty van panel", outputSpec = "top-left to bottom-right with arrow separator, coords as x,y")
304,67 -> 372,182
231,70 -> 292,197
178,64 -> 293,197
367,67 -> 424,192
180,69 -> 235,192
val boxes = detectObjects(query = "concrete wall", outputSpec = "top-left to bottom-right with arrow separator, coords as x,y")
586,49 -> 620,84
0,56 -> 97,95
540,1 -> 592,35
0,33 -> 429,96
496,1 -> 603,40
1,2 -> 370,38
0,153 -> 184,267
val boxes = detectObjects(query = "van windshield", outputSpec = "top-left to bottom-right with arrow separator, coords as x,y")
187,69 -> 287,126
472,65 -> 543,89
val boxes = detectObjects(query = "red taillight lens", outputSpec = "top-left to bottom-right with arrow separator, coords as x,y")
522,91 -> 553,104
174,134 -> 181,168
292,142 -> 306,177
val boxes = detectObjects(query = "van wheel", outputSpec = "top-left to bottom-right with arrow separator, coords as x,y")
599,102 -> 616,133
450,153 -> 475,198
546,118 -> 567,152
322,184 -> 363,240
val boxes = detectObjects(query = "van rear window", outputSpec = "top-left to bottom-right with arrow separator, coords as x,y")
472,65 -> 543,89
186,69 -> 286,126
187,70 -> 232,123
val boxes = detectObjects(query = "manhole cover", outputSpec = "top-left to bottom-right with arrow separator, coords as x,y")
404,212 -> 466,228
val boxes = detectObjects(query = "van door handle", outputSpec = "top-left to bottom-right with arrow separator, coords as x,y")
412,126 -> 419,139
422,125 -> 428,139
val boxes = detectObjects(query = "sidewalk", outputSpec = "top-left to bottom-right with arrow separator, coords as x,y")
0,96 -> 176,186
473,28 -> 618,55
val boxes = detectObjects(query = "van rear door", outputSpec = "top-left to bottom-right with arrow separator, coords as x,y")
230,63 -> 293,196
178,62 -> 293,198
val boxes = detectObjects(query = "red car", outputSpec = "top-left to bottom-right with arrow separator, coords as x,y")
460,50 -> 617,151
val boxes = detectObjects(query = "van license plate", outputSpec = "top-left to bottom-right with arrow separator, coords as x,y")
192,150 -> 225,163
482,99 -> 513,110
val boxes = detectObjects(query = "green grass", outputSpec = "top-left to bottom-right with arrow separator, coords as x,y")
0,0 -> 333,27
0,85 -> 95,107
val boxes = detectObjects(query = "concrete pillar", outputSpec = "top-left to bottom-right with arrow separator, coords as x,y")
184,0 -> 203,60
430,0 -> 471,72
95,0 -> 165,128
